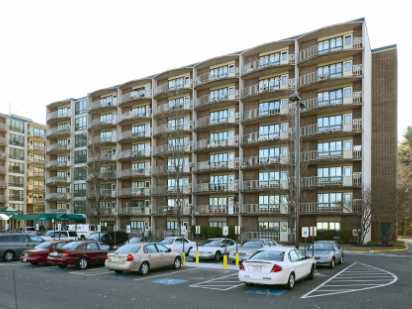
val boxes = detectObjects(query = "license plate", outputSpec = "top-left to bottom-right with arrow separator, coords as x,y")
251,266 -> 262,272
50,252 -> 59,257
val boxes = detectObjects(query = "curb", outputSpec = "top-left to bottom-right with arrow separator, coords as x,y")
345,243 -> 409,254
185,262 -> 238,271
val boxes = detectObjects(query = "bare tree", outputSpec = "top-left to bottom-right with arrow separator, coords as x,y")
359,189 -> 372,245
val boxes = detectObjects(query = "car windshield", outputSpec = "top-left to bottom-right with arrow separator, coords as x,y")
115,244 -> 141,254
56,242 -> 67,249
250,250 -> 285,261
159,238 -> 174,245
35,242 -> 52,249
63,242 -> 82,250
203,240 -> 222,247
88,233 -> 100,240
242,241 -> 263,249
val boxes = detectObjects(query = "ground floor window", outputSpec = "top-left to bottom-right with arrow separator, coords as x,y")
167,220 -> 177,231
209,219 -> 227,228
317,221 -> 341,231
130,221 -> 145,231
258,221 -> 280,231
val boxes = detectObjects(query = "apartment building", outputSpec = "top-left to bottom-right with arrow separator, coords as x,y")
45,18 -> 397,242
0,114 -> 46,214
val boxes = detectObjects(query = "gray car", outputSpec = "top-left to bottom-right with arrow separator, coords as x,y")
0,233 -> 44,262
305,240 -> 344,268
228,239 -> 278,263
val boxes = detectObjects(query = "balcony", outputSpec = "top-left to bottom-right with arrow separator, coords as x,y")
195,114 -> 238,130
154,81 -> 192,98
120,89 -> 152,105
243,106 -> 288,123
118,109 -> 152,124
194,137 -> 238,152
46,143 -> 70,154
194,182 -> 238,194
195,204 -> 239,216
241,79 -> 295,100
299,37 -> 363,64
242,179 -> 289,192
0,123 -> 6,131
299,65 -> 362,88
152,186 -> 191,196
300,199 -> 362,214
118,188 -> 151,198
302,147 -> 362,163
28,157 -> 45,165
153,144 -> 191,156
88,170 -> 117,180
302,91 -> 362,113
242,131 -> 288,145
119,206 -> 151,216
154,100 -> 192,117
302,172 -> 362,188
195,67 -> 239,87
119,130 -> 151,142
45,192 -> 70,201
47,111 -> 71,122
242,54 -> 295,76
193,160 -> 239,173
27,197 -> 45,204
87,189 -> 117,199
195,91 -> 239,109
89,117 -> 117,129
241,203 -> 288,215
88,152 -> 117,162
154,206 -> 191,216
154,123 -> 192,136
242,155 -> 289,169
89,97 -> 118,111
118,168 -> 151,178
0,136 -> 6,145
88,208 -> 117,216
46,126 -> 71,138
89,135 -> 117,145
28,171 -> 45,178
46,176 -> 70,185
46,160 -> 70,169
118,149 -> 151,160
301,119 -> 362,137
152,165 -> 191,176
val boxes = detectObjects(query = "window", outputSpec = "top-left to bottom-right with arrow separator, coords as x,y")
57,107 -> 70,117
9,147 -> 24,160
168,137 -> 186,148
87,242 -> 99,251
317,115 -> 343,132
75,98 -> 88,114
210,175 -> 234,187
132,105 -> 148,117
209,86 -> 236,101
74,149 -> 87,164
8,175 -> 24,187
317,140 -> 343,156
258,221 -> 280,232
8,162 -> 24,174
100,130 -> 113,142
167,157 -> 188,171
317,192 -> 343,208
9,133 -> 25,147
29,127 -> 45,137
316,222 -> 341,231
318,35 -> 344,54
258,50 -> 288,67
73,200 -> 86,214
209,197 -> 228,210
166,220 -> 177,231
209,219 -> 227,228
210,131 -> 233,143
131,87 -> 147,98
168,76 -> 191,90
209,109 -> 230,124
73,183 -> 87,197
317,166 -> 351,182
168,96 -> 190,110
75,115 -> 87,131
209,152 -> 233,166
130,221 -> 145,230
9,118 -> 25,133
75,134 -> 87,147
132,124 -> 148,136
73,167 -> 87,181
258,123 -> 288,139
167,178 -> 189,191
259,195 -> 288,211
259,171 -> 288,186
289,250 -> 300,262
9,189 -> 24,201
168,117 -> 185,130
132,143 -> 149,155
259,99 -> 284,116
209,63 -> 235,79
259,146 -> 288,162
317,88 -> 343,106
258,74 -> 288,92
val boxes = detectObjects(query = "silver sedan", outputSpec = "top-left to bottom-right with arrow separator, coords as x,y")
305,240 -> 344,268
105,242 -> 182,275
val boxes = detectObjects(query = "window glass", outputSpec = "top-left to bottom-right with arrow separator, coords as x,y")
156,244 -> 170,253
87,242 -> 99,251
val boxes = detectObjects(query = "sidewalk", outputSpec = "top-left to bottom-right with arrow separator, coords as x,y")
343,241 -> 409,254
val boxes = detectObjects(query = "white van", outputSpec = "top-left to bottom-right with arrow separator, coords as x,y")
68,224 -> 97,240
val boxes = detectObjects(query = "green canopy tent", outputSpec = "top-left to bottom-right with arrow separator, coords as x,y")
12,213 -> 86,222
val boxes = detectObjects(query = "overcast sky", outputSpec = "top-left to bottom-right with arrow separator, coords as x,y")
0,0 -> 409,139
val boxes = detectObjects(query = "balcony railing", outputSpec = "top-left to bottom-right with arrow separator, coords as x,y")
120,89 -> 152,104
243,106 -> 288,122
46,176 -> 70,185
154,123 -> 192,135
301,119 -> 362,137
242,54 -> 295,75
119,109 -> 152,122
47,111 -> 71,122
242,179 -> 289,191
154,144 -> 191,156
241,203 -> 288,215
242,155 -> 289,168
195,114 -> 238,129
299,65 -> 362,87
118,188 -> 151,198
88,152 -> 117,162
88,189 -> 117,198
302,91 -> 362,112
46,127 -> 71,137
152,165 -> 191,175
118,169 -> 151,178
195,91 -> 239,108
195,204 -> 239,215
300,199 -> 362,214
241,79 -> 295,99
88,170 -> 117,179
119,206 -> 151,216
46,160 -> 70,169
302,172 -> 362,188
118,149 -> 151,160
89,135 -> 117,144
243,131 -> 288,145
302,147 -> 362,162
154,100 -> 192,116
45,192 -> 71,201
193,160 -> 239,172
28,171 -> 45,177
119,130 -> 151,141
89,117 -> 117,128
299,37 -> 363,63
194,137 -> 238,151
155,81 -> 192,97
46,144 -> 70,153
152,186 -> 192,195
195,67 -> 239,86
194,182 -> 238,193
154,206 -> 191,216
88,208 -> 117,216
89,97 -> 118,111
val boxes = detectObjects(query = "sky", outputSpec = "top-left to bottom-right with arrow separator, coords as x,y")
0,0 -> 410,140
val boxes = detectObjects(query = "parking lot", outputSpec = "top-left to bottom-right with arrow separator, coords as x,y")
0,252 -> 411,309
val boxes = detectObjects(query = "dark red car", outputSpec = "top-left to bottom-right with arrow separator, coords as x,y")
21,240 -> 69,265
47,240 -> 107,270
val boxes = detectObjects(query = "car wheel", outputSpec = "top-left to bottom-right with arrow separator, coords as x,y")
78,257 -> 88,270
114,270 -> 122,275
287,273 -> 296,290
215,251 -> 222,262
140,262 -> 150,276
3,251 -> 15,262
308,265 -> 315,280
173,257 -> 182,270
330,258 -> 336,269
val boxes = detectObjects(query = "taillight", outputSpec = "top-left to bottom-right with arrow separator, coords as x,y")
63,252 -> 70,257
127,254 -> 134,262
239,262 -> 245,271
271,264 -> 282,272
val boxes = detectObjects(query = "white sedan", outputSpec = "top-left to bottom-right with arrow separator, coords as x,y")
159,237 -> 196,255
239,247 -> 316,289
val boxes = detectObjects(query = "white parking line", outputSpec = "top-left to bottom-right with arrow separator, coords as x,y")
190,272 -> 244,291
301,262 -> 398,299
69,269 -> 113,277
133,267 -> 197,282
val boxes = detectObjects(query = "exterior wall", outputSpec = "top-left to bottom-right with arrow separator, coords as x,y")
371,46 -> 398,242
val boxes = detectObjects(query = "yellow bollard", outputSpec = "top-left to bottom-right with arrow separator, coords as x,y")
195,250 -> 200,264
181,253 -> 186,266
223,254 -> 228,270
235,252 -> 240,268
